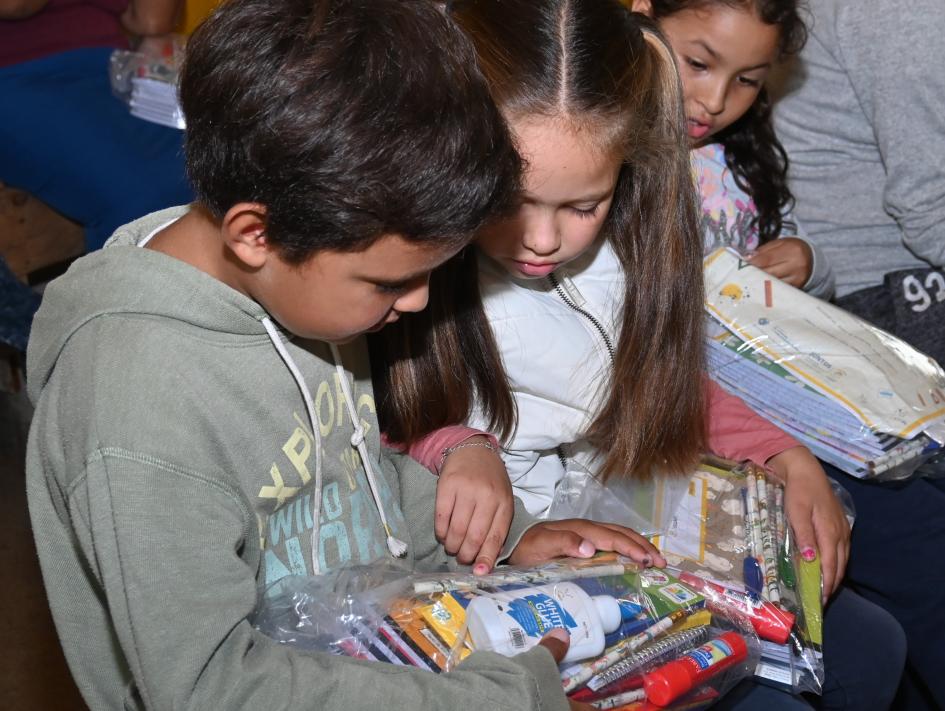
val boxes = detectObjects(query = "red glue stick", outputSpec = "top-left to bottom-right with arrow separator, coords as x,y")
678,572 -> 795,644
643,632 -> 748,707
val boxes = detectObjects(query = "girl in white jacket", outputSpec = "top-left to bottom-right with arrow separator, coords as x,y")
377,0 -> 846,597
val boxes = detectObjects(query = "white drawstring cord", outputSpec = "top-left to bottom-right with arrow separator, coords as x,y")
330,344 -> 408,558
262,317 -> 325,574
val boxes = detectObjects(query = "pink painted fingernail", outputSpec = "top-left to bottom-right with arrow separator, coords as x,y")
801,547 -> 816,562
578,540 -> 595,557
473,564 -> 488,575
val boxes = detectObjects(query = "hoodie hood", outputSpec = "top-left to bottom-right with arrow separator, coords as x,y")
28,205 -> 408,575
28,207 -> 270,402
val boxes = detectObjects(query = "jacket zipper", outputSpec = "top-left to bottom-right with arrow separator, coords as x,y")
548,272 -> 616,470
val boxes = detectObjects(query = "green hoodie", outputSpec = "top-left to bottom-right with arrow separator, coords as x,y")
26,207 -> 567,711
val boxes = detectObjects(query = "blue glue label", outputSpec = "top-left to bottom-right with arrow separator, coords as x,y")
506,593 -> 577,638
688,639 -> 733,670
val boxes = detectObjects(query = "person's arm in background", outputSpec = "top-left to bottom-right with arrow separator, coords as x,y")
835,0 -> 945,268
121,0 -> 183,39
0,0 -> 48,19
749,212 -> 835,298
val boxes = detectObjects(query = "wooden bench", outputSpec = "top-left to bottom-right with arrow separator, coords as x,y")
0,183 -> 84,284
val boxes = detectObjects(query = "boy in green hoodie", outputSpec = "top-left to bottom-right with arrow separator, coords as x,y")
25,1 -> 662,709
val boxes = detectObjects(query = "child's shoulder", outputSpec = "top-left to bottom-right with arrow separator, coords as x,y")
692,143 -> 728,171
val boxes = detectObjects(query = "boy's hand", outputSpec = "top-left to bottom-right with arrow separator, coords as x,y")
435,437 -> 514,574
748,237 -> 812,288
536,629 -> 596,711
508,519 -> 665,568
767,446 -> 851,602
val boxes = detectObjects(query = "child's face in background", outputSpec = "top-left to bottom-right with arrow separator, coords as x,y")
258,235 -> 461,344
655,3 -> 779,146
476,117 -> 622,279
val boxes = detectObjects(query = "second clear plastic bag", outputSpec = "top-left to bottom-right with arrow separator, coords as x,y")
650,458 -> 854,695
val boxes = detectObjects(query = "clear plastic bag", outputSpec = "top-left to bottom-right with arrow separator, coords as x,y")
703,247 -> 945,481
548,460 -> 691,537
254,556 -> 762,709
108,35 -> 186,129
650,459 -> 853,695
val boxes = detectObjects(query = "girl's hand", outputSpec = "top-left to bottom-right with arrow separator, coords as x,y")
508,518 -> 666,568
435,437 -> 515,574
766,446 -> 851,601
748,237 -> 813,288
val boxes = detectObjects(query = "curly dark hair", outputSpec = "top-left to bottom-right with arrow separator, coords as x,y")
648,0 -> 807,243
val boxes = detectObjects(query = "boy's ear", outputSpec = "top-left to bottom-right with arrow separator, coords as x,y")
221,203 -> 271,269
630,0 -> 653,15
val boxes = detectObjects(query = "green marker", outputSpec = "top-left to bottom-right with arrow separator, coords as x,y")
797,553 -> 823,647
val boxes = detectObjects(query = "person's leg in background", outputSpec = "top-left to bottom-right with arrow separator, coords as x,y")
0,46 -> 193,252
716,586 -> 905,711
826,464 -> 945,710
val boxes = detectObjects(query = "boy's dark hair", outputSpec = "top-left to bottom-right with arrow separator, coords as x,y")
180,0 -> 521,263
650,0 -> 808,243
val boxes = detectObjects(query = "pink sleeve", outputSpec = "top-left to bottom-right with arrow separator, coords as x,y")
381,425 -> 500,475
705,376 -> 800,467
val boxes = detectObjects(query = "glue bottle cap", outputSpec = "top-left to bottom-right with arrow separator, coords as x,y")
592,596 -> 640,634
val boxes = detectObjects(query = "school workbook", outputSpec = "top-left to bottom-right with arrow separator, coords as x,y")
703,248 -> 945,478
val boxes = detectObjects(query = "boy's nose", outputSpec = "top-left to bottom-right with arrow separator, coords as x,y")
394,280 -> 430,314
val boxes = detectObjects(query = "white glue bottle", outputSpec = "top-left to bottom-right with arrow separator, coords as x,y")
465,582 -> 640,663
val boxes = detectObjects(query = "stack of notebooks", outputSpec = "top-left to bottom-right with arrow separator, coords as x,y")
109,38 -> 185,130
128,73 -> 185,130
706,332 -> 940,479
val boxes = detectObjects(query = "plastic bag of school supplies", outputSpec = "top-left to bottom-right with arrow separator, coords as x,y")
109,35 -> 187,129
253,555 -> 762,709
650,458 -> 850,695
703,246 -> 945,482
548,459 -> 691,537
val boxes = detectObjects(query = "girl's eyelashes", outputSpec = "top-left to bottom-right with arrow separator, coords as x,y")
737,75 -> 762,88
570,203 -> 601,218
686,57 -> 708,71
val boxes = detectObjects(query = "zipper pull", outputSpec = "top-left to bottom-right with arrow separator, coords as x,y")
554,272 -> 586,307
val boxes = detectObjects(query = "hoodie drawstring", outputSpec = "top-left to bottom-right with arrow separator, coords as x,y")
262,317 -> 325,574
262,318 -> 408,574
329,343 -> 408,559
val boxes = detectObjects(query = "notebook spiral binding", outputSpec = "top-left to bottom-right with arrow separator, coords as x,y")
587,625 -> 710,692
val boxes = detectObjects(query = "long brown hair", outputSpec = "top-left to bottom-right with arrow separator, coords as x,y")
373,0 -> 705,481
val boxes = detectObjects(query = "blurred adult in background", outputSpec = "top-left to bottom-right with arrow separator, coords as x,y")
774,0 -> 945,367
775,4 -> 945,709
0,0 -> 193,253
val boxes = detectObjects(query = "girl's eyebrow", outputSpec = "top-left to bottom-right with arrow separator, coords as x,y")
689,38 -> 771,71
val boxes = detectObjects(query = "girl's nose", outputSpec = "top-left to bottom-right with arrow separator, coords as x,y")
521,211 -> 560,256
699,81 -> 727,116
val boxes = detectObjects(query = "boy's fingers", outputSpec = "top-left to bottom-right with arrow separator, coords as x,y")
472,504 -> 514,575
551,520 -> 664,566
515,528 -> 588,565
434,485 -> 456,542
536,628 -> 570,664
444,497 -> 475,555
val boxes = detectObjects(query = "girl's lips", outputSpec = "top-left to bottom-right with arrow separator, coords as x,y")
688,118 -> 711,140
512,260 -> 558,277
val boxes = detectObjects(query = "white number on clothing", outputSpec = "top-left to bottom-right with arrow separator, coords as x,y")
902,272 -> 945,313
